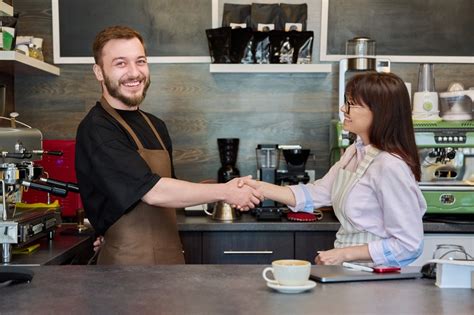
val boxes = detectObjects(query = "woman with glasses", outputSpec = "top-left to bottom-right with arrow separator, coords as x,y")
240,72 -> 426,266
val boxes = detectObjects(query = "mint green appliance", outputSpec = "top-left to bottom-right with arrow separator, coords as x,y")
414,121 -> 474,214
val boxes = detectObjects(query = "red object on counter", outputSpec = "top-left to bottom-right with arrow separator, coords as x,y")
22,140 -> 82,218
287,212 -> 317,222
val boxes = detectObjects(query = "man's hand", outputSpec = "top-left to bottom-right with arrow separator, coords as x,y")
224,176 -> 263,211
93,236 -> 105,252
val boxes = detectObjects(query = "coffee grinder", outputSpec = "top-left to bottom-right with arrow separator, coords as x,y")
217,138 -> 240,183
254,144 -> 284,220
277,149 -> 311,185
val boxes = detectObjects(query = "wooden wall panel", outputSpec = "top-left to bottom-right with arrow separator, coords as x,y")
13,0 -> 474,183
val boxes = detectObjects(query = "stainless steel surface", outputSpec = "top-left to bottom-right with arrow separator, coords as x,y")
0,127 -> 59,263
0,127 -> 43,163
347,57 -> 376,71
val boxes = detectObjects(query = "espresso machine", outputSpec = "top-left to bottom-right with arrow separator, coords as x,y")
415,121 -> 474,214
330,37 -> 391,163
0,119 -> 79,265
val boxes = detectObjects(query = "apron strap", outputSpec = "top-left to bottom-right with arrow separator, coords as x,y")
100,97 -> 145,150
139,111 -> 167,152
99,97 -> 167,152
355,145 -> 381,178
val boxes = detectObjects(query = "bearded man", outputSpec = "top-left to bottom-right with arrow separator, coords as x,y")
75,26 -> 261,265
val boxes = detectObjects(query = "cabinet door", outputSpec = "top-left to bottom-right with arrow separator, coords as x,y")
294,232 -> 336,263
202,232 -> 294,264
180,232 -> 202,264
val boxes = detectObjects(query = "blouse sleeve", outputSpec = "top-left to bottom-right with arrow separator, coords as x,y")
367,159 -> 426,266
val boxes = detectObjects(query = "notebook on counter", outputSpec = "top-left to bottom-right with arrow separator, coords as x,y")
310,265 -> 422,283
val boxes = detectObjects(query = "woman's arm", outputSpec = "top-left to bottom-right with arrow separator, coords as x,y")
315,245 -> 371,265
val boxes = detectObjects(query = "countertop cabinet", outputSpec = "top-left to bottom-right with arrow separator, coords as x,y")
179,230 -> 337,264
294,231 -> 336,262
202,231 -> 294,264
178,211 -> 474,265
180,231 -> 202,264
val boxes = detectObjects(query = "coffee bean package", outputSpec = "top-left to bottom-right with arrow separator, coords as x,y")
291,31 -> 313,64
222,4 -> 251,28
230,27 -> 254,64
269,30 -> 293,64
205,27 -> 232,63
250,3 -> 282,31
252,31 -> 271,64
280,3 -> 308,31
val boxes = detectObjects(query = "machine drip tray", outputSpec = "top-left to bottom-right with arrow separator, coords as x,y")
423,214 -> 474,224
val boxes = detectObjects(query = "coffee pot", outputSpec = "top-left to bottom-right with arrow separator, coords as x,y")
204,201 -> 240,221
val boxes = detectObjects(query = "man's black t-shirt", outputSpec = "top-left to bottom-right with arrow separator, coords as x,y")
75,102 -> 175,235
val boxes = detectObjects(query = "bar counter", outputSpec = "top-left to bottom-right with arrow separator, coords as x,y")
10,225 -> 93,265
1,265 -> 473,314
177,210 -> 474,233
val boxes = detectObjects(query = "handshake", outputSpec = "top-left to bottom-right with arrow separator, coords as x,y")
223,175 -> 263,211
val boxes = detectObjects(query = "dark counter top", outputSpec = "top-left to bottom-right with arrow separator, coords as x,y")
1,265 -> 472,314
177,210 -> 474,233
10,225 -> 93,266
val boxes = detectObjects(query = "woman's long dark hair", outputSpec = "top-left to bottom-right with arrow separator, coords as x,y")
345,72 -> 421,181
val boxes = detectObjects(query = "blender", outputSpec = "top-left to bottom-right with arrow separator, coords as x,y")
413,63 -> 440,121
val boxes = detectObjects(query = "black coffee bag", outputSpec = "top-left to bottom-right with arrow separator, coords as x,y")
222,4 -> 251,28
269,30 -> 293,64
252,31 -> 271,64
205,27 -> 232,63
280,3 -> 307,31
230,27 -> 254,63
291,31 -> 313,64
250,3 -> 282,31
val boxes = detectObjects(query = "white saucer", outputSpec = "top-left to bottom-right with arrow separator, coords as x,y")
266,280 -> 316,294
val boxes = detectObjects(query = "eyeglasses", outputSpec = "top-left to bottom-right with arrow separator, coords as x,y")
343,96 -> 364,114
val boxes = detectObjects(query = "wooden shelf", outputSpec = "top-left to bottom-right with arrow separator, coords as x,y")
0,1 -> 13,16
0,51 -> 60,76
209,63 -> 333,73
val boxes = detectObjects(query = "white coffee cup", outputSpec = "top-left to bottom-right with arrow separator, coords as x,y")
262,259 -> 311,286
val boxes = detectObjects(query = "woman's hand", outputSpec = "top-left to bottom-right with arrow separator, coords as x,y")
315,245 -> 371,265
315,248 -> 347,265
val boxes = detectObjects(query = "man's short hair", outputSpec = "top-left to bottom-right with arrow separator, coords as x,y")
92,25 -> 146,65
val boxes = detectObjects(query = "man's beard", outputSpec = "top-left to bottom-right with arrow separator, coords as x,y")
103,71 -> 151,108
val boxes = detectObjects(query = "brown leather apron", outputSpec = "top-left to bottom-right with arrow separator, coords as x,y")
97,99 -> 185,265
